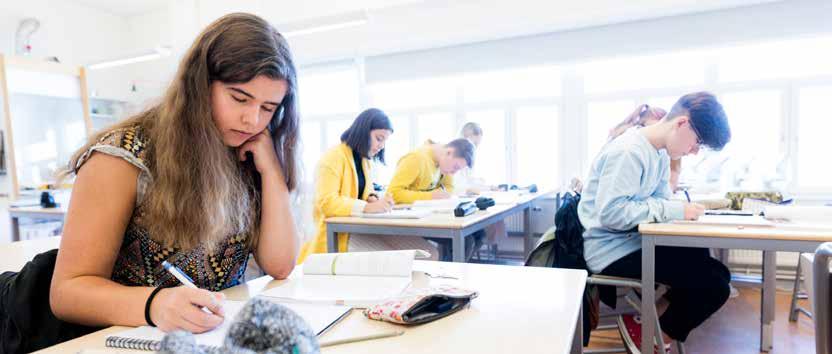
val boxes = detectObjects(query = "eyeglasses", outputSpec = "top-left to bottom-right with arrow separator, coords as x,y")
689,121 -> 705,147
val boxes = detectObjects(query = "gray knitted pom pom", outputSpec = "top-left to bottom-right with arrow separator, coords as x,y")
224,298 -> 319,354
158,298 -> 320,354
158,330 -> 206,354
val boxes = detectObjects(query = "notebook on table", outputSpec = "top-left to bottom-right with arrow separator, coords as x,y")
359,208 -> 433,219
104,299 -> 351,351
259,250 -> 427,308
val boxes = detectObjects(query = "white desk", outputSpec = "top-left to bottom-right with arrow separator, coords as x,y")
36,261 -> 587,354
8,205 -> 66,242
0,236 -> 61,272
638,222 -> 832,353
325,192 -> 555,262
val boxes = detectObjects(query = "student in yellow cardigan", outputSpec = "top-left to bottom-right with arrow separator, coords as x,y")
387,138 -> 476,204
298,108 -> 438,263
387,138 -> 476,261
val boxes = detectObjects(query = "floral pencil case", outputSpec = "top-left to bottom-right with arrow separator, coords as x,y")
363,285 -> 478,325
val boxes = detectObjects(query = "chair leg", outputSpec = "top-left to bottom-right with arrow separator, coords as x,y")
654,305 -> 667,352
676,341 -> 686,354
789,253 -> 803,322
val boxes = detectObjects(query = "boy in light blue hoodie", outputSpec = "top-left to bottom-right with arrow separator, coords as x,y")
579,92 -> 731,353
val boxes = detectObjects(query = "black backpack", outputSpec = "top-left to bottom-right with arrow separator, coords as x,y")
553,192 -> 587,271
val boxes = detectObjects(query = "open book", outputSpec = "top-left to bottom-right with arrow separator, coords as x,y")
105,299 -> 351,351
259,250 -> 428,307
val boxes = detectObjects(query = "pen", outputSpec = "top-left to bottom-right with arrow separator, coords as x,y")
683,189 -> 691,203
162,260 -> 220,315
319,330 -> 404,347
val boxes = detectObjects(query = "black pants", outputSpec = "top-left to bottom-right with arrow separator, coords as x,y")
599,246 -> 731,342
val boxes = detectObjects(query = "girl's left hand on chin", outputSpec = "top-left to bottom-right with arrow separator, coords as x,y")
238,131 -> 282,178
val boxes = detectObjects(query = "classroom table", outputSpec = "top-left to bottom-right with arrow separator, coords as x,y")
638,222 -> 832,353
8,205 -> 67,242
325,191 -> 555,262
34,260 -> 588,354
0,235 -> 61,272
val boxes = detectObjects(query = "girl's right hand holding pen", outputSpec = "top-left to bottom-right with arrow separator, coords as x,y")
149,287 -> 226,333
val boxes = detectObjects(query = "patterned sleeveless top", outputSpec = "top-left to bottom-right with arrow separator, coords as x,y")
76,126 -> 251,291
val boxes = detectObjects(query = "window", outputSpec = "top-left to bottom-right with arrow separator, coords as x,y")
461,65 -> 561,104
797,86 -> 832,190
376,115 -> 412,185
646,96 -> 681,114
465,110 -> 507,184
367,77 -> 457,110
585,100 -> 637,164
415,112 -> 456,146
298,66 -> 360,116
300,121 -> 322,184
691,90 -> 784,190
324,119 -> 353,150
516,106 -> 559,189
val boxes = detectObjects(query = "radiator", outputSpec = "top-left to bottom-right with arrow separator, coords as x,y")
728,249 -> 801,268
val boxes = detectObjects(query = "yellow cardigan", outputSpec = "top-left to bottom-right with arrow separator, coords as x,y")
298,143 -> 372,263
388,144 -> 454,204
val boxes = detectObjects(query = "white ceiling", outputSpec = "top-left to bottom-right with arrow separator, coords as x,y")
71,0 -> 786,64
71,0 -> 167,17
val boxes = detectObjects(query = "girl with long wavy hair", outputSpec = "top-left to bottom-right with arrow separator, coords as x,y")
49,13 -> 300,334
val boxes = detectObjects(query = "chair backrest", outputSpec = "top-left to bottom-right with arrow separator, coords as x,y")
815,242 -> 832,354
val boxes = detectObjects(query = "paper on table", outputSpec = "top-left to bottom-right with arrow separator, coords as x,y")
258,275 -> 412,308
764,206 -> 832,224
303,250 -> 429,277
412,198 -> 473,209
359,209 -> 433,219
672,215 -> 775,227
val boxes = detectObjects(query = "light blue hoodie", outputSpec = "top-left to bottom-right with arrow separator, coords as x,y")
578,129 -> 685,273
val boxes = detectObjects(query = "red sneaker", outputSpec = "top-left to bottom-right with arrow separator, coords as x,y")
617,314 -> 671,354
617,314 -> 642,353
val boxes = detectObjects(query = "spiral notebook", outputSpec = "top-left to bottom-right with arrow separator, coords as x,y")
105,300 -> 351,351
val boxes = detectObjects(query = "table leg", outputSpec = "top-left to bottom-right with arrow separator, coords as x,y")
760,250 -> 776,352
572,306 -> 583,354
642,235 -> 657,353
11,216 -> 20,242
327,226 -> 338,253
453,232 -> 465,263
523,206 -> 532,258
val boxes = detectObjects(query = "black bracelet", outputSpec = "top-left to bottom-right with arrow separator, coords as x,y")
144,286 -> 165,327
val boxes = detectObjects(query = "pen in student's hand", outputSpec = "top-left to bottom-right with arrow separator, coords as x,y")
683,189 -> 691,203
162,260 -> 221,315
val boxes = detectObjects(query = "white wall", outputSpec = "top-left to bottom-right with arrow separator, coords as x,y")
0,1 -> 133,102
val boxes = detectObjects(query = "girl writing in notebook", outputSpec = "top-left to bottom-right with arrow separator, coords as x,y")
298,108 -> 440,262
49,13 -> 300,334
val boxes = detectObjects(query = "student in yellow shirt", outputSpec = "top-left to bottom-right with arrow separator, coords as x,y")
298,108 -> 393,262
387,138 -> 475,260
387,138 -> 475,204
